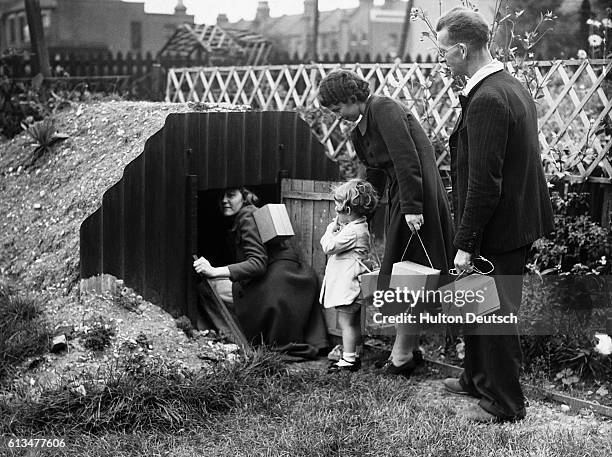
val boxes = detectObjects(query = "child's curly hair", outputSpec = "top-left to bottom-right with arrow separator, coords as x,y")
318,70 -> 370,107
333,179 -> 379,216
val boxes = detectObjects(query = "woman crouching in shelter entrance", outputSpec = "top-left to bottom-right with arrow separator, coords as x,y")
193,187 -> 328,359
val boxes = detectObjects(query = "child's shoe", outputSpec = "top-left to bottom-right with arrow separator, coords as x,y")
327,357 -> 361,373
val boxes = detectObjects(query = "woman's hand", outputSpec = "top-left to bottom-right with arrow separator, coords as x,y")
193,256 -> 215,277
404,214 -> 424,232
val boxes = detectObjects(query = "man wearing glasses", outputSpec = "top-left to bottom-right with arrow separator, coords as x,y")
435,8 -> 554,423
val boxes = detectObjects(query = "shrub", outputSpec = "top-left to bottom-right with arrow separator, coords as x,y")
81,319 -> 115,352
528,191 -> 612,275
0,349 -> 287,435
522,334 -> 612,387
0,284 -> 50,381
112,287 -> 140,313
522,189 -> 612,386
0,52 -> 47,139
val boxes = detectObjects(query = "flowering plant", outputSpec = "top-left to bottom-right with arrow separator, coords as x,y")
583,9 -> 611,59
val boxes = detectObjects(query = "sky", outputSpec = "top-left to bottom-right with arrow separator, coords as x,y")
124,0 -> 388,24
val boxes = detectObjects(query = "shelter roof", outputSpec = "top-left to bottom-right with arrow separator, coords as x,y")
160,23 -> 270,65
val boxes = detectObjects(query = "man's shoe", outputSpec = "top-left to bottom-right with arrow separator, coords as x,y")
461,404 -> 499,423
461,404 -> 525,423
443,378 -> 471,396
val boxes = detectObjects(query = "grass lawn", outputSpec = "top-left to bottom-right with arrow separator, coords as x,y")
2,351 -> 610,457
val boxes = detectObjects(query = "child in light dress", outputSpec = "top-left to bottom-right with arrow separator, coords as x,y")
320,179 -> 378,372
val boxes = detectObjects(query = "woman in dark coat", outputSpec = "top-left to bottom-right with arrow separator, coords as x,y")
318,70 -> 454,375
194,188 -> 328,359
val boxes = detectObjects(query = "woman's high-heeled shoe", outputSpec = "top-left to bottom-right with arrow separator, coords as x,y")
381,350 -> 423,377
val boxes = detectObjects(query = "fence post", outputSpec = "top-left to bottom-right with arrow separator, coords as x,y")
151,63 -> 163,101
24,0 -> 50,77
184,148 -> 202,328
601,185 -> 612,229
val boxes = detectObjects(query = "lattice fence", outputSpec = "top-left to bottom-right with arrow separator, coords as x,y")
167,60 -> 612,183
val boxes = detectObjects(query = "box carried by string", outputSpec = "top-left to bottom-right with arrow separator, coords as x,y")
385,232 -> 440,315
439,256 -> 499,319
357,238 -> 382,299
253,204 -> 295,243
358,268 -> 379,299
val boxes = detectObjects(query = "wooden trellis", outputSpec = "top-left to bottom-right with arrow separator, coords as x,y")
160,24 -> 271,66
166,60 -> 612,183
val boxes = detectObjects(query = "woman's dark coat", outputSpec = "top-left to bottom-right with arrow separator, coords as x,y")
352,95 -> 455,292
226,205 -> 328,358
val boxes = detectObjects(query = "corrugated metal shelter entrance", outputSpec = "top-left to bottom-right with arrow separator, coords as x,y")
80,111 -> 338,324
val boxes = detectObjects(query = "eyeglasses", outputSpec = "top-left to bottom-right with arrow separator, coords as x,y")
437,42 -> 463,58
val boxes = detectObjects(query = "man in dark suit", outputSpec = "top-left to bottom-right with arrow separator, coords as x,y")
436,7 -> 554,422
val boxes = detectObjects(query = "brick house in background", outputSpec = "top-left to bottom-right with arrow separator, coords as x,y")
226,0 -> 496,61
0,0 -> 194,56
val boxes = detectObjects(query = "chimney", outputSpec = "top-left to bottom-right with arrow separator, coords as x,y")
174,0 -> 187,15
216,13 -> 229,26
303,0 -> 317,58
255,1 -> 270,23
253,1 -> 270,31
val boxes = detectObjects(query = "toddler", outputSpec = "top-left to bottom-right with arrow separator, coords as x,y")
320,179 -> 378,372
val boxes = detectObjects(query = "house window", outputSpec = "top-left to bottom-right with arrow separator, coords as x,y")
360,32 -> 368,46
8,15 -> 16,44
130,21 -> 142,50
41,11 -> 51,28
19,15 -> 26,42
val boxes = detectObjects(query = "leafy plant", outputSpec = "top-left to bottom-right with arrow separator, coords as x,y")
21,117 -> 69,167
112,286 -> 141,313
555,367 -> 580,387
81,319 -> 115,352
527,191 -> 612,275
520,188 -> 612,387
0,51 -> 47,139
522,334 -> 612,385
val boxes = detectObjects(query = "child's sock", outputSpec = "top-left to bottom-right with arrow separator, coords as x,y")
342,352 -> 357,363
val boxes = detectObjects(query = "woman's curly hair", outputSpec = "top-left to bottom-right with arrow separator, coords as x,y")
218,187 -> 260,212
333,179 -> 379,216
318,70 -> 371,107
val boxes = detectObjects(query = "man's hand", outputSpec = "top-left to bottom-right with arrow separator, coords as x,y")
193,256 -> 215,277
404,214 -> 424,232
454,249 -> 473,274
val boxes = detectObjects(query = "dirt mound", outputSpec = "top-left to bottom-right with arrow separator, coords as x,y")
0,101 -> 248,383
